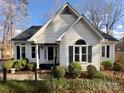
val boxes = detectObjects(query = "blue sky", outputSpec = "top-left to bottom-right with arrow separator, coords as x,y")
26,0 -> 124,39
27,0 -> 85,27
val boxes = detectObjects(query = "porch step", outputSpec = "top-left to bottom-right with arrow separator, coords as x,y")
39,70 -> 51,74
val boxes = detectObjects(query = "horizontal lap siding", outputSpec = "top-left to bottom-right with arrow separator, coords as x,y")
101,43 -> 115,63
35,14 -> 77,43
60,20 -> 101,70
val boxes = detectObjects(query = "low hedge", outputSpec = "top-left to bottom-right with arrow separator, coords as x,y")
3,58 -> 33,71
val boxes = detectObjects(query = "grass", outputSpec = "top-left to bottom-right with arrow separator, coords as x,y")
0,79 -> 123,93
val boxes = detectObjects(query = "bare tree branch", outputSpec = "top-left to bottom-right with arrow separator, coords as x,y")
84,0 -> 124,35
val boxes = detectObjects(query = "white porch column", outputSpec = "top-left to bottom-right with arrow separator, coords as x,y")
36,44 -> 39,69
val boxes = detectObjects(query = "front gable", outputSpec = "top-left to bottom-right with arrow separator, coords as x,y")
61,19 -> 100,45
29,3 -> 80,43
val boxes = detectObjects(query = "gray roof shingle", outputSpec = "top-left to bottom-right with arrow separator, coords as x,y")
12,26 -> 41,41
99,31 -> 118,41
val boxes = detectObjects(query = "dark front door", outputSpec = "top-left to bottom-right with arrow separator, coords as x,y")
16,46 -> 20,59
48,47 -> 54,60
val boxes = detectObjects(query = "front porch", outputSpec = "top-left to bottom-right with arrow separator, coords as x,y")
15,43 -> 60,69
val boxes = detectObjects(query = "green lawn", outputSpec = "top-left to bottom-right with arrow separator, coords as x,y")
0,79 -> 123,93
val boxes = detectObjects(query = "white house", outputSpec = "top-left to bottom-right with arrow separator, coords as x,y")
12,3 -> 118,70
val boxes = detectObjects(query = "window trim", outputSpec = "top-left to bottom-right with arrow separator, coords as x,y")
102,46 -> 105,57
21,46 -> 26,58
102,45 -> 110,58
73,45 -> 90,63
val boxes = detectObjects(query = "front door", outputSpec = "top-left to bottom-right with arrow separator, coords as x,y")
48,47 -> 54,60
44,46 -> 58,62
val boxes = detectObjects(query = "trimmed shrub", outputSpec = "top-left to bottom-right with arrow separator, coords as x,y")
13,61 -> 22,71
113,63 -> 124,71
87,65 -> 104,79
3,60 -> 15,71
102,60 -> 112,70
27,63 -> 36,71
68,62 -> 82,78
19,59 -> 28,68
13,59 -> 28,71
22,58 -> 29,64
93,71 -> 104,79
54,65 -> 65,79
87,65 -> 97,78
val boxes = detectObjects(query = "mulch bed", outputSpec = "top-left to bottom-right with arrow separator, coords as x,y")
101,70 -> 124,80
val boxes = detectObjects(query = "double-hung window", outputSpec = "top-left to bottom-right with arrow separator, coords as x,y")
21,46 -> 25,58
82,47 -> 86,62
102,45 -> 110,58
75,47 -> 80,61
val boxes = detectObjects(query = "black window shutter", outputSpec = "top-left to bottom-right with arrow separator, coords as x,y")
16,46 -> 20,59
69,46 -> 73,63
106,45 -> 110,58
88,46 -> 92,63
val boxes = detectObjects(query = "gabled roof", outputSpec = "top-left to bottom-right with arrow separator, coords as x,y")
12,26 -> 41,41
11,2 -> 118,42
12,25 -> 118,42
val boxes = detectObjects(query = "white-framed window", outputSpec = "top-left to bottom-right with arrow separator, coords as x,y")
21,46 -> 25,58
102,46 -> 105,57
69,39 -> 92,63
16,44 -> 26,59
102,45 -> 110,58
74,46 -> 88,62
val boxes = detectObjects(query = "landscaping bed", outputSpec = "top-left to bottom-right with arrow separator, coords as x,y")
0,79 -> 123,93
102,70 -> 124,80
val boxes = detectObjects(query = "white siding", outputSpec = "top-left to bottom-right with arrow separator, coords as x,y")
13,43 -> 60,65
60,20 -> 101,70
14,43 -> 37,62
35,14 -> 77,43
100,42 -> 115,63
